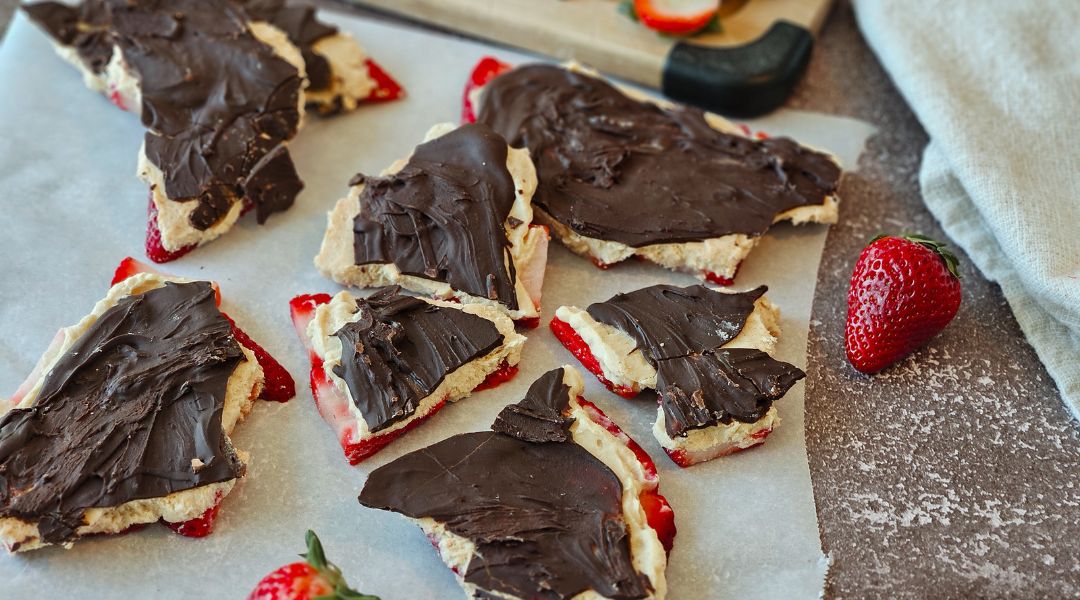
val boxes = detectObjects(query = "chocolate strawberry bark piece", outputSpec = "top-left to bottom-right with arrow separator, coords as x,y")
315,122 -> 548,325
289,287 -> 525,465
237,0 -> 403,114
553,284 -> 805,466
359,367 -> 672,600
0,268 -> 283,552
467,59 -> 841,284
22,1 -> 404,262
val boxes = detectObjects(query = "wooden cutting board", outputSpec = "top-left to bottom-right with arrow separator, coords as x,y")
345,0 -> 834,116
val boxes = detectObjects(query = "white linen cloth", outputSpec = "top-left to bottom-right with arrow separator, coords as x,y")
853,1 -> 1080,419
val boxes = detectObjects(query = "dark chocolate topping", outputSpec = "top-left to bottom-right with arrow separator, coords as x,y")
238,0 -> 337,91
24,0 -> 305,231
478,64 -> 841,247
331,287 -> 504,433
0,282 -> 246,544
492,367 -> 574,443
588,284 -> 805,434
587,284 -> 767,360
657,348 -> 805,436
359,369 -> 651,599
351,123 -> 521,310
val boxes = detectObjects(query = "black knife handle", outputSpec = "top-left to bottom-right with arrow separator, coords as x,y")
662,21 -> 814,118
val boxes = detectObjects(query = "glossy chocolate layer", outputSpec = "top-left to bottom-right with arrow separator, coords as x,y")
0,282 -> 246,545
25,0 -> 304,230
478,64 -> 841,247
331,287 -> 504,433
492,367 -> 574,443
588,284 -> 767,360
657,348 -> 805,436
351,124 -> 520,310
239,0 -> 337,92
359,369 -> 651,599
588,284 -> 804,434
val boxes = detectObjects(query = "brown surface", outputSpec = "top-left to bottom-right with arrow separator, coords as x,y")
3,0 -> 1076,597
789,3 -> 1080,599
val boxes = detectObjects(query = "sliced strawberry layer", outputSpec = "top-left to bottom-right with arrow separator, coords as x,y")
164,491 -> 223,538
108,89 -> 127,112
704,260 -> 743,287
290,293 -> 451,465
663,426 -> 773,468
515,316 -> 541,330
364,59 -> 405,103
590,256 -> 616,270
222,314 -> 295,402
342,396 -> 448,466
473,360 -> 520,391
145,195 -> 196,264
577,397 -> 675,554
550,317 -> 638,398
462,56 -> 513,124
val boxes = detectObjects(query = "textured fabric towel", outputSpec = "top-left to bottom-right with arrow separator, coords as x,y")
852,1 -> 1080,419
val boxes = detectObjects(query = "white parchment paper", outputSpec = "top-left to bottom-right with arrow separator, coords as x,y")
0,9 -> 874,599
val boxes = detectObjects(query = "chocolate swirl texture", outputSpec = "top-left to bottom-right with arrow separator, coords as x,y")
587,284 -> 805,435
359,368 -> 652,600
24,0 -> 305,230
477,64 -> 841,247
492,367 -> 574,443
0,282 -> 246,545
331,287 -> 504,433
351,124 -> 520,310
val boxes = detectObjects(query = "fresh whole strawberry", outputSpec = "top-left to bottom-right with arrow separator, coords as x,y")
248,531 -> 379,600
629,0 -> 719,36
845,234 -> 962,374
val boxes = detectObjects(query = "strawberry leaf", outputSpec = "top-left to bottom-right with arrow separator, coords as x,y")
901,234 -> 961,280
304,531 -> 381,600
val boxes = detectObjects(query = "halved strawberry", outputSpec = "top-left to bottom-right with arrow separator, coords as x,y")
462,56 -> 512,124
224,315 -> 296,403
164,491 -> 223,538
145,195 -> 196,264
248,531 -> 379,600
633,0 -> 718,36
550,317 -> 638,398
473,360 -> 520,391
576,397 -> 676,554
364,59 -> 404,103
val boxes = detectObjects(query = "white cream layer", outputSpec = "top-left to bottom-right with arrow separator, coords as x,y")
305,32 -> 377,113
305,290 -> 526,443
0,273 -> 263,553
416,366 -> 667,600
315,122 -> 546,321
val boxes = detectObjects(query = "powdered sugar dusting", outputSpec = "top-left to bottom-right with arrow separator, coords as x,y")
799,3 -> 1080,598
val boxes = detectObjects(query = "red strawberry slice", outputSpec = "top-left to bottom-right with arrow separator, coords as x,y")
290,294 -> 454,465
164,492 -> 223,538
576,397 -> 675,554
473,360 -> 520,391
462,56 -> 512,124
845,234 -> 962,373
223,314 -> 296,403
109,256 -> 221,306
364,59 -> 405,103
633,0 -> 718,36
704,261 -> 742,286
145,195 -> 196,264
248,531 -> 377,600
550,317 -> 638,398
